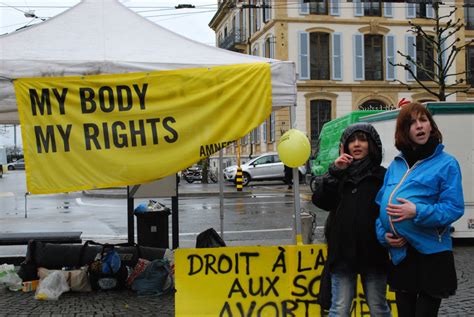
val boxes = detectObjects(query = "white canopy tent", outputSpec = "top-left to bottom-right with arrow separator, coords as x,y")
0,0 -> 303,247
0,0 -> 296,124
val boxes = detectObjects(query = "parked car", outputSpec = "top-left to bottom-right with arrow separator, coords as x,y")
223,153 -> 306,186
7,158 -> 25,170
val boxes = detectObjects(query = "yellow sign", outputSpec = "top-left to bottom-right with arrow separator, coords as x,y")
14,63 -> 272,194
175,245 -> 397,317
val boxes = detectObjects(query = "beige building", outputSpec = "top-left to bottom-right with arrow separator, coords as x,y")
209,0 -> 473,166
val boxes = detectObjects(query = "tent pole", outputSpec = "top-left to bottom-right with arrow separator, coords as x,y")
219,149 -> 224,239
290,106 -> 303,245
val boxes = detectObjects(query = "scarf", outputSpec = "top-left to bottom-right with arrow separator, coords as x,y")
402,137 -> 439,167
345,156 -> 374,185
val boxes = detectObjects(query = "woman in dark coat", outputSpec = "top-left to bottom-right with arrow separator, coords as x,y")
312,122 -> 391,316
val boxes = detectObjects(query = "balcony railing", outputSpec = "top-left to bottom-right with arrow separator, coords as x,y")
219,28 -> 247,51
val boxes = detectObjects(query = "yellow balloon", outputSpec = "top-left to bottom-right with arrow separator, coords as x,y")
277,129 -> 311,168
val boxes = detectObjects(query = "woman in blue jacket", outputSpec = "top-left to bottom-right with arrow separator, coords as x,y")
376,103 -> 464,316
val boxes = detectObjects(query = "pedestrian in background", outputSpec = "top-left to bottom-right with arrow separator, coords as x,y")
284,164 -> 293,189
376,102 -> 464,316
312,122 -> 391,316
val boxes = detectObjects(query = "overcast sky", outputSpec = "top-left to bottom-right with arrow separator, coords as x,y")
0,0 -> 218,45
0,0 -> 218,147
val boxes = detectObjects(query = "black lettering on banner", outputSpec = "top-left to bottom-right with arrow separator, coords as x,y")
34,124 -> 72,153
56,124 -> 72,152
297,250 -> 311,272
116,85 -> 133,111
112,121 -> 128,148
129,119 -> 146,147
281,299 -> 298,317
83,123 -> 101,150
314,249 -> 326,270
187,254 -> 203,276
29,88 -> 67,116
204,254 -> 218,275
52,88 -> 68,115
227,278 -> 247,298
291,275 -> 308,297
272,246 -> 287,273
249,277 -> 265,297
30,89 -> 51,116
257,302 -> 278,317
80,88 -> 96,113
146,118 -> 161,144
98,86 -> 115,113
102,122 -> 110,149
34,125 -> 56,153
264,277 -> 280,296
240,252 -> 259,275
218,254 -> 233,274
163,117 -> 178,143
133,83 -> 148,110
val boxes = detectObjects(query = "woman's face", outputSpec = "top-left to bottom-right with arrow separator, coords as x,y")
409,112 -> 432,146
347,133 -> 369,160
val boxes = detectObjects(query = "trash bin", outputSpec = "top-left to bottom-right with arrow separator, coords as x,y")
135,209 -> 171,248
301,211 -> 315,244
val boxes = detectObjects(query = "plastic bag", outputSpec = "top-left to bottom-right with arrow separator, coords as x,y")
131,259 -> 173,296
35,271 -> 70,300
0,264 -> 23,291
196,228 -> 226,248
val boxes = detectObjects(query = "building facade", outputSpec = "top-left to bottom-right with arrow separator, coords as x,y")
209,0 -> 473,168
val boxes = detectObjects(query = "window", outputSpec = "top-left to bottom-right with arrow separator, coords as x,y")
251,127 -> 260,144
416,36 -> 434,81
467,46 -> 474,86
310,100 -> 331,148
466,0 -> 474,30
364,35 -> 384,80
262,0 -> 271,22
310,33 -> 330,80
299,32 -> 342,80
364,0 -> 381,16
264,37 -> 274,58
310,0 -> 328,15
269,111 -> 275,142
262,121 -> 267,143
416,3 -> 431,18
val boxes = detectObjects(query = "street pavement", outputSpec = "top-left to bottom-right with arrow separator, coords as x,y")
1,177 -> 474,316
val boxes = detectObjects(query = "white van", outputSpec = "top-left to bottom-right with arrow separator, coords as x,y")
362,102 -> 474,238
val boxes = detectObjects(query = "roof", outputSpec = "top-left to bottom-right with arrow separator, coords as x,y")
0,0 -> 296,124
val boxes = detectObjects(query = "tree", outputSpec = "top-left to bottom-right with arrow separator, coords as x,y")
393,1 -> 474,101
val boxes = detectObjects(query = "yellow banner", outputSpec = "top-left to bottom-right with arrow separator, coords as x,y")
175,245 -> 397,317
14,63 -> 272,194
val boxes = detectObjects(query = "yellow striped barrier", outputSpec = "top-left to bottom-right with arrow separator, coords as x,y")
235,167 -> 243,191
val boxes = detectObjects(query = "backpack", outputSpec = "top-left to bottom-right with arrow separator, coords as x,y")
88,245 -> 128,291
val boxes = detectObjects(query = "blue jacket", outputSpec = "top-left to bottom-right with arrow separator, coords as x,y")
375,144 -> 464,265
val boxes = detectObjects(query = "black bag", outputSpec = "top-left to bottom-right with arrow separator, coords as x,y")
318,264 -> 332,311
196,228 -> 226,248
17,240 -> 39,282
86,243 -> 128,291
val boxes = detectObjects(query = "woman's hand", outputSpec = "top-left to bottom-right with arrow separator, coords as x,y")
334,154 -> 353,169
385,232 -> 407,248
386,198 -> 417,222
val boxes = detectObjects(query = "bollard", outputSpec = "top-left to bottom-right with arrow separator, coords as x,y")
301,211 -> 315,244
235,167 -> 243,192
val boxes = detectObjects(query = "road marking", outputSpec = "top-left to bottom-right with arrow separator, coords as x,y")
76,197 -> 293,208
82,228 -> 293,240
75,198 -> 123,207
0,192 -> 14,197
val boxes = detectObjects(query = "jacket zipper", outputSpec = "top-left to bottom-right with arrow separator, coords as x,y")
387,158 -> 422,237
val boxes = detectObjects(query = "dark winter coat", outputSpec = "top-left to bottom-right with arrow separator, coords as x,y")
312,123 -> 389,274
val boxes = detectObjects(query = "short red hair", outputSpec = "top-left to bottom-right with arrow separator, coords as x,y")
395,102 -> 442,151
